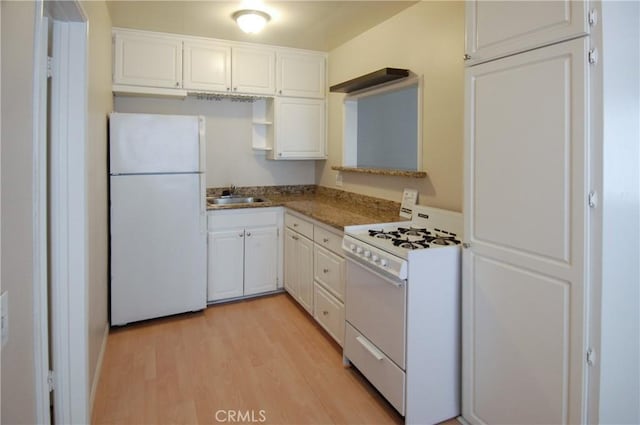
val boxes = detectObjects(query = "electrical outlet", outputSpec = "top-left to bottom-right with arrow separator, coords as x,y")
1,291 -> 8,349
335,172 -> 343,187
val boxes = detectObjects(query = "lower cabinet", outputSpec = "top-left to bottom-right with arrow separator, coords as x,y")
284,210 -> 345,346
207,208 -> 282,302
284,227 -> 314,313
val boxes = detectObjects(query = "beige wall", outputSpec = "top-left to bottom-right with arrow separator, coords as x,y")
82,0 -> 113,408
317,1 -> 465,211
1,1 -> 38,423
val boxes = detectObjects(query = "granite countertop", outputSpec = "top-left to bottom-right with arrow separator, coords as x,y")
206,187 -> 404,230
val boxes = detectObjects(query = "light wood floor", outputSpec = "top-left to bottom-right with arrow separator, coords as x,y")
92,293 -> 459,425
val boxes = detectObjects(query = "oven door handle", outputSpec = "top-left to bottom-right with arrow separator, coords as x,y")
356,336 -> 385,361
345,256 -> 406,288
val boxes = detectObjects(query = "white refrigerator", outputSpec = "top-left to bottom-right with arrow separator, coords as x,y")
109,112 -> 207,326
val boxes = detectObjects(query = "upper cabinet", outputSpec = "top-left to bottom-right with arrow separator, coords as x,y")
113,30 -> 183,89
183,40 -> 231,92
232,46 -> 277,95
277,51 -> 326,98
269,97 -> 326,160
465,0 -> 590,65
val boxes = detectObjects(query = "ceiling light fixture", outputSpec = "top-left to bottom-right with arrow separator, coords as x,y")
232,9 -> 271,34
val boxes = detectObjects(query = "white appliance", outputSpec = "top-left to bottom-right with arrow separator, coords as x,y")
342,205 -> 462,424
109,112 -> 207,326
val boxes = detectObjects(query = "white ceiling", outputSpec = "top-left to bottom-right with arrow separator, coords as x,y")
106,1 -> 419,52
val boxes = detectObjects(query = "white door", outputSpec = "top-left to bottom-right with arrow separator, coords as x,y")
463,37 -> 590,424
231,46 -> 276,94
183,40 -> 231,92
277,51 -> 325,98
207,229 -> 245,302
113,30 -> 182,88
244,226 -> 278,296
465,0 -> 589,65
296,235 -> 314,313
275,98 -> 326,159
283,228 -> 298,297
109,113 -> 202,174
110,173 -> 206,325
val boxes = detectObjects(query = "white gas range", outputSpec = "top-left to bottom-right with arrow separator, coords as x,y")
341,205 -> 462,424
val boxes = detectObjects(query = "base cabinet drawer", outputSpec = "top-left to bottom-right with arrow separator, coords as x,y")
314,245 -> 345,300
344,323 -> 405,415
284,212 -> 313,239
313,283 -> 344,346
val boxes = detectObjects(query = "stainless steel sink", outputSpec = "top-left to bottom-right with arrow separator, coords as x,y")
208,196 -> 267,205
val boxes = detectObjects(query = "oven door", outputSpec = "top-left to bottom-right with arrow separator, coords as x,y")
345,257 -> 406,369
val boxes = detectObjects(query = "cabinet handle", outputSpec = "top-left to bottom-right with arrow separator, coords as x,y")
292,235 -> 299,241
246,232 -> 251,237
227,87 -> 230,91
322,310 -> 328,316
323,238 -> 329,243
323,268 -> 329,274
175,82 -> 180,87
233,87 -> 237,91
462,242 -> 471,249
293,223 -> 298,227
239,233 -> 244,237
279,90 -> 282,95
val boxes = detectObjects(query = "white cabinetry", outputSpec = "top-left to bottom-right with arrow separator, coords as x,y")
183,40 -> 231,92
113,29 -> 183,89
207,208 -> 282,302
277,51 -> 326,98
463,26 -> 591,425
284,227 -> 314,313
268,98 -> 326,160
465,1 -> 589,65
284,211 -> 345,345
231,46 -> 276,95
313,225 -> 345,346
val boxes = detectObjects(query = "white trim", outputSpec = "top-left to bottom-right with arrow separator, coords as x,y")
32,2 -> 51,423
89,323 -> 109,415
49,13 -> 89,425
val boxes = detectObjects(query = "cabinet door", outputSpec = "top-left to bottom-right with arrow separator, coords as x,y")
244,226 -> 278,296
277,51 -> 325,98
274,98 -> 326,159
283,228 -> 298,297
296,235 -> 314,314
231,46 -> 276,95
113,31 -> 183,89
207,230 -> 245,302
463,38 -> 589,424
465,1 -> 589,65
183,40 -> 231,92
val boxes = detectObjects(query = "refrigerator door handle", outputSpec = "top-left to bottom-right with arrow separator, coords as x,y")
200,173 -> 206,234
198,116 -> 206,173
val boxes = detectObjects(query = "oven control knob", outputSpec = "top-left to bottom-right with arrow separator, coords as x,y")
349,244 -> 356,252
356,246 -> 363,254
372,254 -> 379,262
380,258 -> 388,267
364,250 -> 371,258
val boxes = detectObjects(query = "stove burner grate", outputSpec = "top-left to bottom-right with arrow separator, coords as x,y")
397,227 -> 431,237
368,229 -> 400,240
392,238 -> 430,250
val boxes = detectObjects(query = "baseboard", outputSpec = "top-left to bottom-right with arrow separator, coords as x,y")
89,323 -> 109,416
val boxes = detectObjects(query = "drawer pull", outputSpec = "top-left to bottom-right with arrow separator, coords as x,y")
322,310 -> 329,316
323,238 -> 329,243
356,335 -> 385,361
323,268 -> 329,274
292,235 -> 299,241
293,223 -> 298,227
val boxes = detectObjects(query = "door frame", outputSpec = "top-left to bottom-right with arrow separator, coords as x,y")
32,1 -> 89,423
